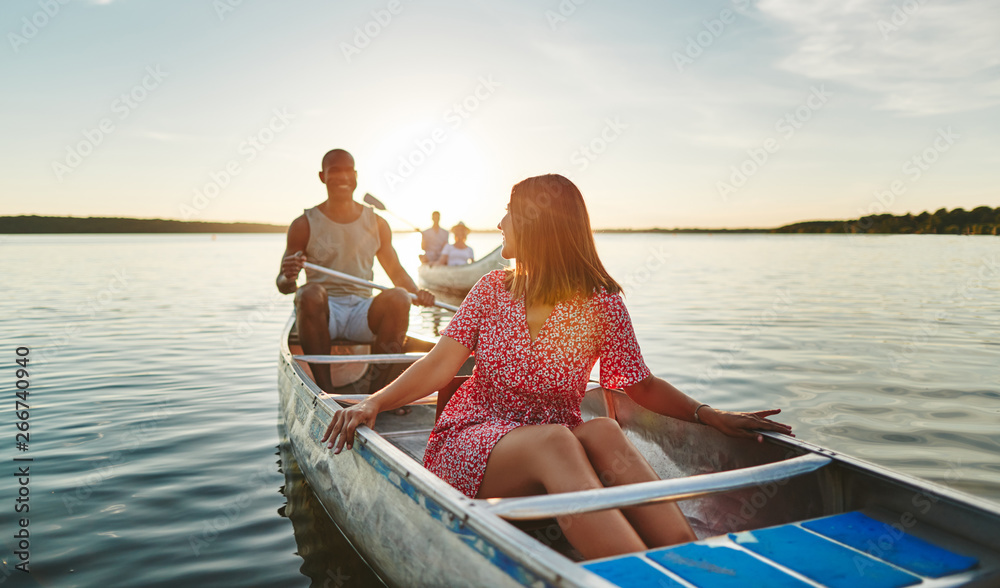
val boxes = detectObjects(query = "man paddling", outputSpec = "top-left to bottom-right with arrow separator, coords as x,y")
276,148 -> 434,393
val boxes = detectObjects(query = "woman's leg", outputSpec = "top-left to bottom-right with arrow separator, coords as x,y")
477,424 -> 647,559
573,417 -> 696,548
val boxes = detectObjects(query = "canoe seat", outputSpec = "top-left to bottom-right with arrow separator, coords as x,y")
477,453 -> 830,520
584,511 -> 982,588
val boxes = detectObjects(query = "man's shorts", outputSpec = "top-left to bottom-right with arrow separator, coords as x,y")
296,292 -> 376,343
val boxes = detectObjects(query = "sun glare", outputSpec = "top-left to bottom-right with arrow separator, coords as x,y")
365,127 -> 495,231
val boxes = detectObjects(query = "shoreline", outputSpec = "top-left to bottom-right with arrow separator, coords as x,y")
2,208 -> 997,235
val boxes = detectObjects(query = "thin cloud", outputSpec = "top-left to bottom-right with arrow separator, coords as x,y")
758,0 -> 1000,116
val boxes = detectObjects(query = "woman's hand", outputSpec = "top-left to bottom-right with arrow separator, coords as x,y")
320,400 -> 379,454
700,408 -> 793,443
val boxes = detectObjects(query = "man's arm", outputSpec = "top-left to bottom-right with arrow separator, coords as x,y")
374,216 -> 435,306
276,215 -> 310,294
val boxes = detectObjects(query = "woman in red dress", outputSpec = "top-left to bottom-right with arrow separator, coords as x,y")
322,174 -> 792,559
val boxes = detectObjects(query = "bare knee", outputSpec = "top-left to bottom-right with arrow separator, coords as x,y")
371,288 -> 410,322
296,283 -> 328,315
539,424 -> 585,451
533,426 -> 600,485
575,417 -> 654,486
369,288 -> 411,339
383,288 -> 411,313
574,417 -> 624,449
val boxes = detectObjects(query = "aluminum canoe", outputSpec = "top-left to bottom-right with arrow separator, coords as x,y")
417,244 -> 509,294
277,315 -> 1000,587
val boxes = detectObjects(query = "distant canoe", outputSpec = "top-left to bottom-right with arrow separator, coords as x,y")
418,245 -> 509,293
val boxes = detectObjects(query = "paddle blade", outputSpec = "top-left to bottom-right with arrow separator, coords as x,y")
363,193 -> 386,210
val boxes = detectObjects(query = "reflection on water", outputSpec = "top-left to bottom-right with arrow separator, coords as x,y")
1,232 -> 997,586
277,424 -> 386,588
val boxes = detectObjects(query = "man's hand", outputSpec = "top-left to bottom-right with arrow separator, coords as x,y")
413,289 -> 435,307
282,251 -> 306,281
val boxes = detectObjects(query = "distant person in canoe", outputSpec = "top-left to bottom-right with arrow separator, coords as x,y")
321,173 -> 792,559
419,211 -> 449,264
434,221 -> 474,266
276,148 -> 435,394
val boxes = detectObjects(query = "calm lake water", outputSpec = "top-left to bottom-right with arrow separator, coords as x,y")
1,232 -> 998,587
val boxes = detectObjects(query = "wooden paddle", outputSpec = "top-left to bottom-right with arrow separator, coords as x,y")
302,261 -> 460,312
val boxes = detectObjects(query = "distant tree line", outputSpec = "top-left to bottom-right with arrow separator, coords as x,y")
4,208 -> 998,235
0,216 -> 286,234
772,206 -> 1000,235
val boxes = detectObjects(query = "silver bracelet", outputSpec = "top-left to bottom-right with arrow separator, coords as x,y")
693,403 -> 710,424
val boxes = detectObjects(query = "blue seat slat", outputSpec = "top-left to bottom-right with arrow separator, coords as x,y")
584,555 -> 686,588
645,543 -> 813,588
802,512 -> 978,578
732,525 -> 921,588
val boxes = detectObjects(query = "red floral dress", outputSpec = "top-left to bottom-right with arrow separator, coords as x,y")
423,270 -> 652,498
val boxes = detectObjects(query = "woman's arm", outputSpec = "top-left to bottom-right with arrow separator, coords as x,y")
623,375 -> 792,442
321,336 -> 471,453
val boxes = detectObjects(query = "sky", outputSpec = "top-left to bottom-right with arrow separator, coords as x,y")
2,0 -> 998,230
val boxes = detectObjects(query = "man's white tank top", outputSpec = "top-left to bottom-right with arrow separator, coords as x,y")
303,204 -> 382,298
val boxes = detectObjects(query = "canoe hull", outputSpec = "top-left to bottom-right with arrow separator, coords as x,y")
418,245 -> 509,293
280,315 -> 1000,586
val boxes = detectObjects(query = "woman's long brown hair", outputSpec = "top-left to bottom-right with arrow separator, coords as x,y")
505,174 -> 621,305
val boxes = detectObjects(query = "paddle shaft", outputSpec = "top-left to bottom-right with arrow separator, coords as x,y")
302,261 -> 460,312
